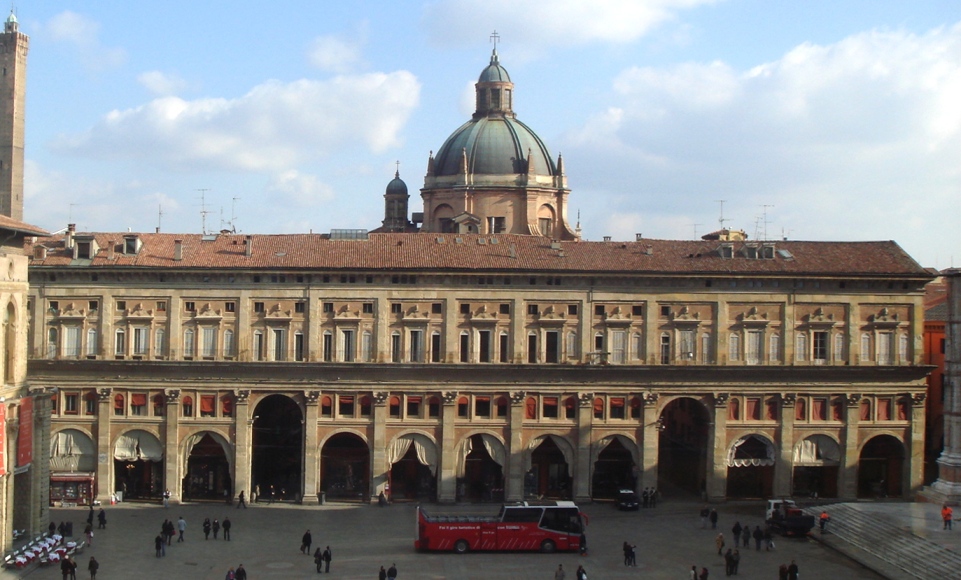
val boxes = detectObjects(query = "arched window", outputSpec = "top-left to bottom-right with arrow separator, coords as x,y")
114,328 -> 126,356
113,394 -> 125,416
632,332 -> 642,361
182,395 -> 194,417
47,327 -> 58,359
154,328 -> 164,358
457,396 -> 469,418
593,397 -> 604,420
360,395 -> 372,417
565,396 -> 577,419
428,396 -> 441,418
630,397 -> 642,419
321,395 -> 332,418
525,396 -> 537,420
153,394 -> 165,416
496,396 -> 508,417
859,399 -> 871,421
86,328 -> 98,357
795,398 -> 806,421
222,395 -> 233,418
389,396 -> 401,418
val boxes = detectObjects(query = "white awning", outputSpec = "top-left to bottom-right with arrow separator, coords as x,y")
114,430 -> 163,462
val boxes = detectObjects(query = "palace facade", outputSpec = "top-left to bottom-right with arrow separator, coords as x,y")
26,48 -> 933,507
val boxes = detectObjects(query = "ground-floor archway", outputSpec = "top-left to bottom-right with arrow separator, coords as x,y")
321,432 -> 370,502
50,429 -> 97,505
251,394 -> 303,502
113,429 -> 163,500
456,434 -> 505,502
858,434 -> 904,498
792,434 -> 840,498
726,434 -> 775,498
591,435 -> 637,500
182,432 -> 232,501
658,397 -> 710,497
387,433 -> 437,502
526,435 -> 572,499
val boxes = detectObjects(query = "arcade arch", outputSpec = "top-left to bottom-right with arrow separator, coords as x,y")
455,433 -> 506,502
251,394 -> 303,502
114,429 -> 163,500
858,434 -> 904,498
181,431 -> 232,501
321,431 -> 370,502
590,434 -> 638,500
726,433 -> 776,498
387,432 -> 437,502
525,434 -> 573,499
792,434 -> 840,498
657,397 -> 710,496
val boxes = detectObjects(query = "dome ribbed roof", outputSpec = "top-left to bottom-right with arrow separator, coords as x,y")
478,50 -> 510,83
385,171 -> 407,195
433,117 -> 556,177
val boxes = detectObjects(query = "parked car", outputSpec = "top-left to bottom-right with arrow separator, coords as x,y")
616,489 -> 640,511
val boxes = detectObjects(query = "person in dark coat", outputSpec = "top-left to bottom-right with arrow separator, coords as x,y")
313,547 -> 323,573
223,517 -> 231,540
740,525 -> 750,548
236,491 -> 247,509
235,564 -> 247,580
203,518 -> 212,540
49,521 -> 57,535
731,521 -> 742,546
709,509 -> 718,529
699,566 -> 709,580
322,546 -> 331,572
575,565 -> 587,580
97,509 -> 106,529
301,530 -> 312,554
88,556 -> 99,580
60,555 -> 73,580
387,563 -> 398,580
58,521 -> 67,536
724,548 -> 734,576
731,549 -> 740,575
752,526 -> 763,551
778,563 -> 789,580
154,534 -> 164,557
212,518 -> 221,539
86,506 -> 94,526
787,560 -> 799,580
379,566 -> 387,580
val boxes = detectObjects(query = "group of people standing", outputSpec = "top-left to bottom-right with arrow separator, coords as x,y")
202,517 -> 233,540
377,563 -> 398,579
554,563 -> 587,580
154,516 -> 188,556
640,487 -> 658,508
300,529 -> 333,573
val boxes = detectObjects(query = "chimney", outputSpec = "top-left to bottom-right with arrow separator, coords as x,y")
603,236 -> 612,242
244,235 -> 252,257
65,223 -> 76,249
107,240 -> 115,260
635,233 -> 643,241
174,239 -> 183,261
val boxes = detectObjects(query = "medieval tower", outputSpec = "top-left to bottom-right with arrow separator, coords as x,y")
0,12 -> 26,222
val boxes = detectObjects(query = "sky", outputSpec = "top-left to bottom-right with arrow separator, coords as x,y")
14,0 -> 961,269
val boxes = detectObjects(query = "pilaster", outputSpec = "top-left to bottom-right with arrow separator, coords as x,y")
233,390 -> 251,503
301,390 -> 319,504
574,392 -> 593,501
839,394 -> 861,499
774,394 -> 795,497
371,391 -> 388,499
438,391 -> 458,502
707,393 -> 728,500
95,389 -> 113,503
641,393 -> 659,489
908,393 -> 925,497
163,390 -> 180,503
506,391 -> 525,501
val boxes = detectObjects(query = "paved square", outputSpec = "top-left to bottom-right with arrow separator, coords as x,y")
6,500 -> 883,579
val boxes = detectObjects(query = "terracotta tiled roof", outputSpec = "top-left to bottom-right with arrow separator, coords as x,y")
25,232 -> 930,277
0,214 -> 48,237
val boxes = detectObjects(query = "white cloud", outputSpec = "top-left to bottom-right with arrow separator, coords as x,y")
563,22 -> 961,267
424,0 -> 717,50
266,170 -> 335,206
308,34 -> 366,73
43,11 -> 126,70
52,72 -> 421,172
137,71 -> 188,96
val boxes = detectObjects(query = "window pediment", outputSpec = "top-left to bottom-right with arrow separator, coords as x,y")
333,304 -> 362,322
56,303 -> 88,319
868,307 -> 901,327
193,303 -> 223,321
125,303 -> 156,321
802,307 -> 837,327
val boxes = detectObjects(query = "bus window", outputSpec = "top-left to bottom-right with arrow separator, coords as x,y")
540,508 -> 581,533
502,508 -> 544,523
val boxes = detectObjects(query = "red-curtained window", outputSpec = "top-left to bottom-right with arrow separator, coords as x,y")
114,394 -> 125,416
458,396 -> 469,418
896,400 -> 908,421
877,398 -> 891,421
222,396 -> 233,417
565,396 -> 577,419
812,399 -> 826,421
795,398 -> 806,421
496,396 -> 508,417
200,395 -> 216,416
593,397 -> 604,419
728,399 -> 740,421
746,398 -> 760,421
321,395 -> 332,417
610,397 -> 625,419
360,395 -> 372,417
525,397 -> 537,420
131,393 -> 147,407
766,399 -> 778,420
859,399 -> 871,421
182,396 -> 193,417
832,400 -> 844,421
390,396 -> 401,418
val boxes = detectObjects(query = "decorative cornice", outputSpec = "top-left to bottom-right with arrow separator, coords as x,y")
374,391 -> 389,406
235,390 -> 250,403
442,391 -> 458,405
846,393 -> 862,406
579,392 -> 594,408
510,391 -> 526,404
305,390 -> 320,404
164,389 -> 180,404
713,393 -> 729,407
781,393 -> 796,407
644,392 -> 659,404
98,388 -> 112,402
911,393 -> 926,405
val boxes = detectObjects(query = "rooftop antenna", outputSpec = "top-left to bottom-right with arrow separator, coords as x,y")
229,196 -> 240,233
715,200 -> 730,229
157,204 -> 164,233
68,203 -> 79,223
692,223 -> 702,239
781,226 -> 793,241
761,204 -> 774,241
197,188 -> 211,235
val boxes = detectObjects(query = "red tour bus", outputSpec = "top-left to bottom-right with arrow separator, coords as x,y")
415,501 -> 586,554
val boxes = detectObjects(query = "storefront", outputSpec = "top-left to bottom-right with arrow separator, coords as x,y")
49,472 -> 96,506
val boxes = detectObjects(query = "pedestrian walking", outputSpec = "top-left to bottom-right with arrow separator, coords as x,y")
622,541 -> 631,566
86,506 -> 94,526
163,489 -> 171,508
629,543 -> 637,566
224,567 -> 236,580
740,525 -> 750,548
223,517 -> 231,540
301,529 -> 312,554
690,565 -> 698,580
379,565 -> 387,580
213,518 -> 221,539
60,555 -> 74,580
203,518 -> 212,540
699,566 -> 709,580
764,528 -> 775,550
731,549 -> 740,574
323,546 -> 332,572
787,559 -> 799,580
715,532 -> 725,555
650,487 -> 657,507
575,564 -> 587,580
724,548 -> 734,576
709,508 -> 718,529
83,522 -> 93,546
154,534 -> 164,557
314,547 -> 323,573
941,504 -> 953,530
235,564 -> 247,580
731,521 -> 742,546
97,508 -> 106,529
819,510 -> 830,533
387,563 -> 398,580
700,506 -> 710,528
237,490 -> 247,509
177,516 -> 186,542
87,556 -> 99,580
778,563 -> 789,580
554,564 -> 566,580
58,521 -> 67,537
642,488 -> 649,508
752,526 -> 763,551
165,519 -> 175,545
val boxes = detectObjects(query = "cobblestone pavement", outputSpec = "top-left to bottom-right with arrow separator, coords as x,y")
4,499 -> 885,580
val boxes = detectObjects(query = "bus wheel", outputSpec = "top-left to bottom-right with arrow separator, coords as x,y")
540,539 -> 556,553
454,539 -> 469,554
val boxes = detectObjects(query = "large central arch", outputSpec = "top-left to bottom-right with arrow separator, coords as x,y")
591,435 -> 638,500
114,429 -> 163,500
657,397 -> 710,497
726,434 -> 776,498
858,434 -> 904,498
181,431 -> 232,501
792,434 -> 840,498
455,433 -> 506,502
321,432 -> 370,502
387,432 -> 438,502
525,434 -> 573,499
251,394 -> 303,502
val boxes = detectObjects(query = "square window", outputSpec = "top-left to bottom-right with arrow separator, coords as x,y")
528,304 -> 539,315
499,303 -> 510,315
543,397 -> 558,418
632,305 -> 643,316
254,302 -> 265,313
460,303 -> 470,315
156,301 -> 166,312
184,301 -> 195,312
594,305 -> 604,316
225,302 -> 235,312
116,301 -> 126,311
338,396 -> 354,417
660,305 -> 671,317
323,302 -> 334,313
431,303 -> 442,314
295,302 -> 306,313
568,304 -> 578,316
363,303 -> 374,314
88,301 -> 98,312
407,397 -> 422,417
391,303 -> 402,314
475,397 -> 491,417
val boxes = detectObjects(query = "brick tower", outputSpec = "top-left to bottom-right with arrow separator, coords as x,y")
0,11 -> 26,221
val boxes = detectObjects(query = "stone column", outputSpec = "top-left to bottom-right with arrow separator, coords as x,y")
641,393 -> 659,490
300,390 -> 319,504
506,391 -> 526,501
908,393 -> 925,497
371,391 -> 388,499
839,394 -> 861,499
95,389 -> 113,503
163,390 -> 181,503
931,269 -> 961,504
707,393 -> 728,501
31,390 -> 52,534
774,393 -> 795,497
232,390 -> 251,504
574,392 -> 593,501
438,391 -> 458,502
